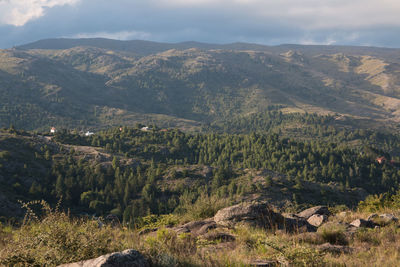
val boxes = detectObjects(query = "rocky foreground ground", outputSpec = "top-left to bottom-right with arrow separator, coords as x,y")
58,201 -> 399,266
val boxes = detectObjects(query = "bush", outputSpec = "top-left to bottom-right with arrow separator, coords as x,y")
355,228 -> 380,246
264,235 -> 325,266
317,222 -> 348,245
358,194 -> 389,212
136,214 -> 179,230
145,228 -> 197,266
176,192 -> 230,221
0,200 -> 124,266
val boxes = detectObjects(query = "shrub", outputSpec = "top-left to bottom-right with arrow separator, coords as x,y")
355,228 -> 380,246
358,194 -> 389,212
176,192 -> 230,221
145,228 -> 197,266
317,223 -> 348,245
0,200 -> 124,266
264,235 -> 325,266
136,214 -> 179,230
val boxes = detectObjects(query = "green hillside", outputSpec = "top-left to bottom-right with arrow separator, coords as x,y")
1,38 -> 400,133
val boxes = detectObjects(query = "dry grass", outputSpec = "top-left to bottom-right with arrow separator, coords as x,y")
1,201 -> 400,266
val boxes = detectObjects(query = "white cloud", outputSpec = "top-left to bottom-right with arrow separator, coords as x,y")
155,0 -> 400,30
70,30 -> 152,41
0,0 -> 79,26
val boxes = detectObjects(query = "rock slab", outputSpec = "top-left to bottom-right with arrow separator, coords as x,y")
307,214 -> 328,227
57,249 -> 149,267
297,206 -> 330,219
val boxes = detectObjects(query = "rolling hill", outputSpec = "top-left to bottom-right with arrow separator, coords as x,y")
1,38 -> 400,131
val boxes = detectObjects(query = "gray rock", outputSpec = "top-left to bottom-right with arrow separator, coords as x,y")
307,214 -> 328,227
297,206 -> 330,219
379,213 -> 398,224
58,249 -> 149,267
317,243 -> 353,254
214,201 -> 284,228
214,202 -> 316,233
350,219 -> 375,228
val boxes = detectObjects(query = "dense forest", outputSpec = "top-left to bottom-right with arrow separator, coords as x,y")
2,112 -> 400,227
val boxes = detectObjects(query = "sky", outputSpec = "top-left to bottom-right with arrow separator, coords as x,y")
1,0 -> 400,48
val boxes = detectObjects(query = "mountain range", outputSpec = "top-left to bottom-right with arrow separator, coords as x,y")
2,38 -> 400,131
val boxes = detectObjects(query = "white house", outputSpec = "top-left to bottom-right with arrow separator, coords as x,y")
50,127 -> 56,134
85,131 -> 94,136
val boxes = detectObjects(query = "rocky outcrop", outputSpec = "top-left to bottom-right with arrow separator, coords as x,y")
214,202 -> 316,233
297,206 -> 330,219
214,202 -> 284,228
57,249 -> 149,267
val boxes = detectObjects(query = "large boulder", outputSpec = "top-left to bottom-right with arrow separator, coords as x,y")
297,206 -> 330,219
214,202 -> 284,228
214,202 -> 316,232
307,214 -> 328,227
57,249 -> 149,267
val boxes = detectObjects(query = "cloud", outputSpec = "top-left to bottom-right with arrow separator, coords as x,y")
70,30 -> 152,40
155,0 -> 400,30
0,0 -> 79,26
1,0 -> 400,48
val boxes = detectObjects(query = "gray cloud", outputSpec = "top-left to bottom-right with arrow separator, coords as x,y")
1,0 -> 400,48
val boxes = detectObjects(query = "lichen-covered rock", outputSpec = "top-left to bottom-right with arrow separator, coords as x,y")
297,206 -> 330,219
307,214 -> 328,227
57,249 -> 149,267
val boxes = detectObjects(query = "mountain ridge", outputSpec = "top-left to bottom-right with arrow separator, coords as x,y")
1,38 -> 400,131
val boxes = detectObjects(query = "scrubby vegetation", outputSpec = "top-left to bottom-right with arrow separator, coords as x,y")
1,199 -> 400,266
